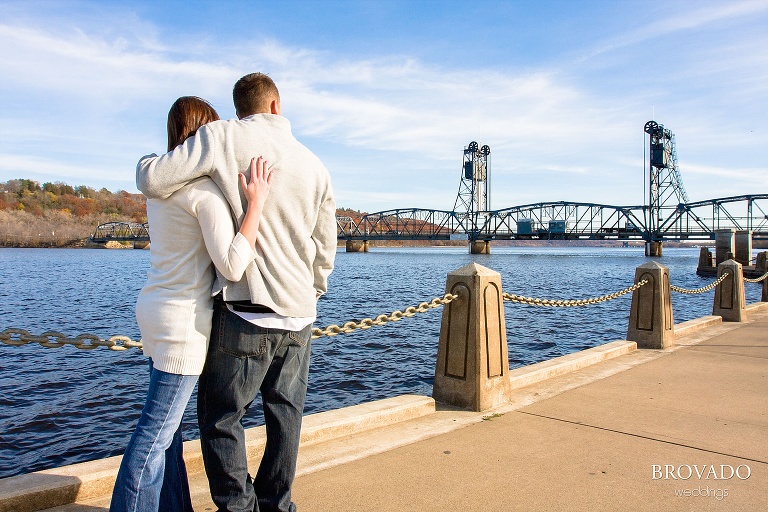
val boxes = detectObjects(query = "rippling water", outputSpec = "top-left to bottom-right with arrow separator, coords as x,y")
0,246 -> 763,478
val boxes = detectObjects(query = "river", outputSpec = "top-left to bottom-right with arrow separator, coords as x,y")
0,246 -> 763,478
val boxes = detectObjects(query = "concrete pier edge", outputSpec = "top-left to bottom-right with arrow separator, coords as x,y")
4,303 -> 768,511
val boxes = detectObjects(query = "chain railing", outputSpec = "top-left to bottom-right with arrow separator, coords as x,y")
502,279 -> 647,307
3,268 -> 756,351
0,329 -> 142,351
310,293 -> 458,338
744,271 -> 768,284
0,293 -> 459,351
670,272 -> 730,294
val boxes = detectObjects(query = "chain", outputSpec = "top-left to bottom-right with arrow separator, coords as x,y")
670,271 -> 730,294
0,328 -> 143,350
744,271 -> 768,283
8,269 -> 748,350
310,293 -> 458,339
502,279 -> 648,307
1,293 -> 460,349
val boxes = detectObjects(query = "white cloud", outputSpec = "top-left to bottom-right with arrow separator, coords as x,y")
0,3 -> 765,212
582,0 -> 768,60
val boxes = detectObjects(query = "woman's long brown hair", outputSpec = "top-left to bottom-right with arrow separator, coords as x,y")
167,96 -> 220,152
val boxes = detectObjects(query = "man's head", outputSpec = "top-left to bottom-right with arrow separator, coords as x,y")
233,73 -> 281,119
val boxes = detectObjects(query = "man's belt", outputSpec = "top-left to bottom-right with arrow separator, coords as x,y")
226,301 -> 276,314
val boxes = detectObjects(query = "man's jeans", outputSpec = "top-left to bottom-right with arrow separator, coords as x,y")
198,299 -> 312,512
110,360 -> 197,512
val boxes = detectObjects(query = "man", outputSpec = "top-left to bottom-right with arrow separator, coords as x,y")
136,73 -> 336,512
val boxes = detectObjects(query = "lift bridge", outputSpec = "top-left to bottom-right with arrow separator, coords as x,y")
339,120 -> 768,254
92,120 -> 768,253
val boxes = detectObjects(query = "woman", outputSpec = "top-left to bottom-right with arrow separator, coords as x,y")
110,96 -> 271,512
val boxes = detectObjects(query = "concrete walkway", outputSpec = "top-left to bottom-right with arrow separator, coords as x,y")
292,307 -> 768,512
6,306 -> 767,512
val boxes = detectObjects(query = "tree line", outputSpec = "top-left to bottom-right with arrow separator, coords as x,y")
0,179 -> 147,247
1,178 -> 366,248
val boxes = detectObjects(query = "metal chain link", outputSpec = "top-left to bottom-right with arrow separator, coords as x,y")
744,271 -> 768,283
670,271 -> 730,294
502,279 -> 648,307
1,293 -> 460,350
310,293 -> 458,339
0,328 -> 143,350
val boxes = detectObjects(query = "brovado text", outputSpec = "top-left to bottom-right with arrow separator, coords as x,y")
652,464 -> 751,480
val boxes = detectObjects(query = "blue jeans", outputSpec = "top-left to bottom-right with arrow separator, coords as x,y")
110,360 -> 198,512
198,299 -> 312,512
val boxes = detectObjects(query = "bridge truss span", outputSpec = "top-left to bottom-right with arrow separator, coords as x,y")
479,202 -> 647,240
346,208 -> 466,240
91,222 -> 150,243
339,195 -> 768,243
344,202 -> 648,242
655,194 -> 768,240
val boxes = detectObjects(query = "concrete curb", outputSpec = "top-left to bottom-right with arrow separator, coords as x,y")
508,340 -> 637,390
746,301 -> 768,313
0,395 -> 435,512
673,315 -> 722,336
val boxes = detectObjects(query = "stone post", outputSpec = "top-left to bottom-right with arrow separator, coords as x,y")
734,230 -> 752,266
759,252 -> 768,302
755,252 -> 767,274
345,240 -> 369,252
713,259 -> 746,322
763,275 -> 768,303
433,263 -> 511,411
626,261 -> 674,349
714,229 -> 735,266
697,247 -> 713,269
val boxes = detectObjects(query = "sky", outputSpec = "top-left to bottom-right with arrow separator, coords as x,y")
0,0 -> 766,213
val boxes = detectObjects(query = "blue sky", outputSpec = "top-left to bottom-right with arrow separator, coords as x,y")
1,0 -> 766,212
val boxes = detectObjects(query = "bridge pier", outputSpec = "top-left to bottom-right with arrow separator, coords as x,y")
715,228 -> 735,266
133,241 -> 150,250
644,241 -> 662,257
734,230 -> 752,266
469,240 -> 490,254
346,240 -> 369,253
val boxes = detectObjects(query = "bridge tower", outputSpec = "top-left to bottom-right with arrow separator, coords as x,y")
644,120 -> 689,256
453,141 -> 491,253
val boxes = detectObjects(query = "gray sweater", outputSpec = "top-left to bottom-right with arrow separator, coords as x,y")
136,114 -> 336,318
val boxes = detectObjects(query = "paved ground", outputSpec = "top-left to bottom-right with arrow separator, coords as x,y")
292,310 -> 768,512
38,308 -> 768,512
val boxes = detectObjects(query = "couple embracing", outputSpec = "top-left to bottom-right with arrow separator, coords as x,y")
110,73 -> 337,512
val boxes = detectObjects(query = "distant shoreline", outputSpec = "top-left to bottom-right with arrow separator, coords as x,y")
1,239 -> 735,250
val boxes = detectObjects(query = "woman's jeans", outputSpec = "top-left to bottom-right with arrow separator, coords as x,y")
110,360 -> 198,512
198,300 -> 312,512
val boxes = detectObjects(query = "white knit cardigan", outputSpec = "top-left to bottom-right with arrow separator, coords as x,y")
136,178 -> 256,375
